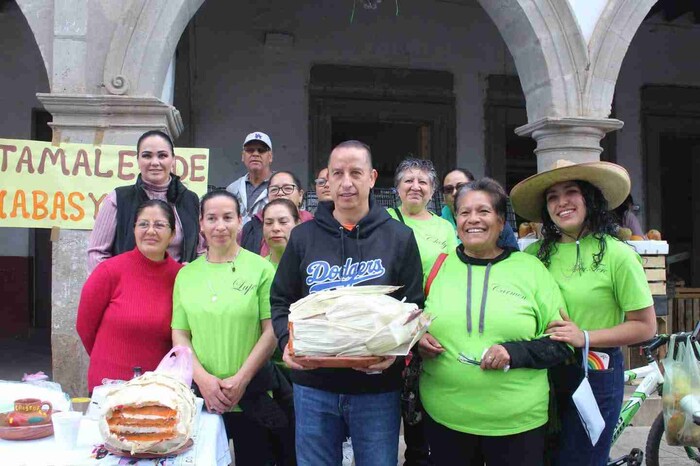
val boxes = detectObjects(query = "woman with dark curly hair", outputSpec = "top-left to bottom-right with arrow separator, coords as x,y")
510,160 -> 657,466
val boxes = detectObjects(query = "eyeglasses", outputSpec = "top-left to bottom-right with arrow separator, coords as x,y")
269,184 -> 298,196
314,178 -> 328,187
244,147 -> 270,155
457,352 -> 481,366
442,182 -> 468,195
135,221 -> 171,231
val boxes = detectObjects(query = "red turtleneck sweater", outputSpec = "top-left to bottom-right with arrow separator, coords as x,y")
77,248 -> 183,392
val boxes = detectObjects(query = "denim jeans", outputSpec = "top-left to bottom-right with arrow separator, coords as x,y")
551,348 -> 624,466
293,384 -> 401,466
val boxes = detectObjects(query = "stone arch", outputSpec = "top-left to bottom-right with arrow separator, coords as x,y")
102,0 -> 205,96
583,0 -> 657,118
15,0 -> 53,88
477,0 -> 589,122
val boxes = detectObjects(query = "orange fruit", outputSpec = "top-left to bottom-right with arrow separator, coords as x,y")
647,229 -> 662,240
518,222 -> 533,238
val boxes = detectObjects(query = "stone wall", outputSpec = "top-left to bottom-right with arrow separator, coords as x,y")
174,0 -> 518,188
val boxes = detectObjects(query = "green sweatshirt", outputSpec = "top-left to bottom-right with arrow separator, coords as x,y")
420,250 -> 565,436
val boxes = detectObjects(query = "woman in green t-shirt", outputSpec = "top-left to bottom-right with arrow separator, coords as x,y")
387,158 -> 457,282
386,158 -> 455,466
418,178 -> 571,466
510,160 -> 657,466
262,198 -> 301,268
171,189 -> 293,466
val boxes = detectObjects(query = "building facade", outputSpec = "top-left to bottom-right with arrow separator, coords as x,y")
3,0 -> 700,395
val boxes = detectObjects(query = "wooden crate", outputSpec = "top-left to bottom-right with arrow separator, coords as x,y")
671,288 -> 700,333
625,315 -> 669,369
642,255 -> 666,296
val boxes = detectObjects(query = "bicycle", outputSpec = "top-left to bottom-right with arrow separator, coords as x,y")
607,322 -> 700,465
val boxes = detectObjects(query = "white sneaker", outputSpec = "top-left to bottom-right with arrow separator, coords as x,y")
342,438 -> 354,466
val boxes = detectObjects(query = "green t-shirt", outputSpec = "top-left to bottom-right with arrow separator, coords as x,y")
420,251 -> 565,436
387,207 -> 458,282
172,249 -> 275,380
525,235 -> 653,331
263,255 -> 287,370
264,254 -> 279,270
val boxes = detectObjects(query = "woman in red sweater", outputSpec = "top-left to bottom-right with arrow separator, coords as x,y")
77,199 -> 184,392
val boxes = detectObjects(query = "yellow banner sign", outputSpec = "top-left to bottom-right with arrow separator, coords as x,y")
0,138 -> 209,230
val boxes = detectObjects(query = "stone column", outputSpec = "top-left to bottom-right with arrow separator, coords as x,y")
515,117 -> 624,172
37,93 -> 182,396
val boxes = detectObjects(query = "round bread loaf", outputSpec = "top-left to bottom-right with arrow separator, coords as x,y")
99,372 -> 196,455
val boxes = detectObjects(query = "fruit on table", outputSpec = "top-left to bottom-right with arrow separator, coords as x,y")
630,235 -> 644,241
617,227 -> 632,241
647,229 -> 662,240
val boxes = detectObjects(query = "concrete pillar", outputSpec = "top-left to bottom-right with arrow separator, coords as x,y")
37,93 -> 182,396
477,0 -> 657,170
515,117 -> 623,171
14,0 -> 198,397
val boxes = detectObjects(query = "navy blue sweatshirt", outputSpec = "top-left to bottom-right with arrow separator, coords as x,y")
270,197 -> 425,394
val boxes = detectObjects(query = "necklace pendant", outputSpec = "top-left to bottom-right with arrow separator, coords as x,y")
211,295 -> 218,303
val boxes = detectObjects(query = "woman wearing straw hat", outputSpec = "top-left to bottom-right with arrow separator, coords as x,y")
510,160 -> 657,466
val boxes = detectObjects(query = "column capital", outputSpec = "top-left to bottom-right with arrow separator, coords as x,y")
515,117 -> 624,173
36,93 -> 183,145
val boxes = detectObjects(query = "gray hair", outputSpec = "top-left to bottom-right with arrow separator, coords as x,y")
454,177 -> 508,221
393,158 -> 438,192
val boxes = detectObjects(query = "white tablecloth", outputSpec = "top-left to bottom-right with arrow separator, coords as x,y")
0,411 -> 231,466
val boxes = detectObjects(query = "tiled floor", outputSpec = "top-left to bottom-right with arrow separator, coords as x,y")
611,426 -> 700,466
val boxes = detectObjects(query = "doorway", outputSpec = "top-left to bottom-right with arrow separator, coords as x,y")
658,135 -> 700,286
643,85 -> 700,287
331,120 -> 430,187
309,64 -> 456,188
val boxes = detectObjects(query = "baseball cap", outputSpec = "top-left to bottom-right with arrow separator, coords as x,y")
243,132 -> 272,150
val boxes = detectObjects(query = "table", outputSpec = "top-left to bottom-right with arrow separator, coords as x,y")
0,411 -> 231,466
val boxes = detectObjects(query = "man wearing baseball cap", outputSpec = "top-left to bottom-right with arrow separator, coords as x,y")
226,132 -> 274,225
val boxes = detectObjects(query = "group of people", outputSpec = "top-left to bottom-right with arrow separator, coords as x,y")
76,129 -> 656,466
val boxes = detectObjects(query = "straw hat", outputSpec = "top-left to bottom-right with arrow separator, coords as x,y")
509,160 -> 631,222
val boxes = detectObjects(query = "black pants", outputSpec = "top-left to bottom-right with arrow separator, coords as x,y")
425,414 -> 545,466
223,411 -> 295,466
403,412 -> 433,466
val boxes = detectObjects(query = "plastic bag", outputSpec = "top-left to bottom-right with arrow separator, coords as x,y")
155,346 -> 194,387
570,331 -> 605,446
662,336 -> 700,446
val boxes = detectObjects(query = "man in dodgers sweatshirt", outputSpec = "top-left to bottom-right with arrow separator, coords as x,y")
271,140 -> 424,465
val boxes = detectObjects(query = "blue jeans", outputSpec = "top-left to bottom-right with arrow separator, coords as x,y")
293,384 -> 401,466
551,348 -> 624,466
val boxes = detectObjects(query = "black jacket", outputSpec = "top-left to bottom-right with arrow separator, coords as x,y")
240,213 -> 264,255
271,197 -> 425,394
113,174 -> 200,263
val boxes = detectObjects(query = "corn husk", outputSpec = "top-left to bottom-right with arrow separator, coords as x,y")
289,286 -> 433,357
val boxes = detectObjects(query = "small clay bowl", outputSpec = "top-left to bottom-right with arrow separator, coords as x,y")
0,412 -> 54,441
